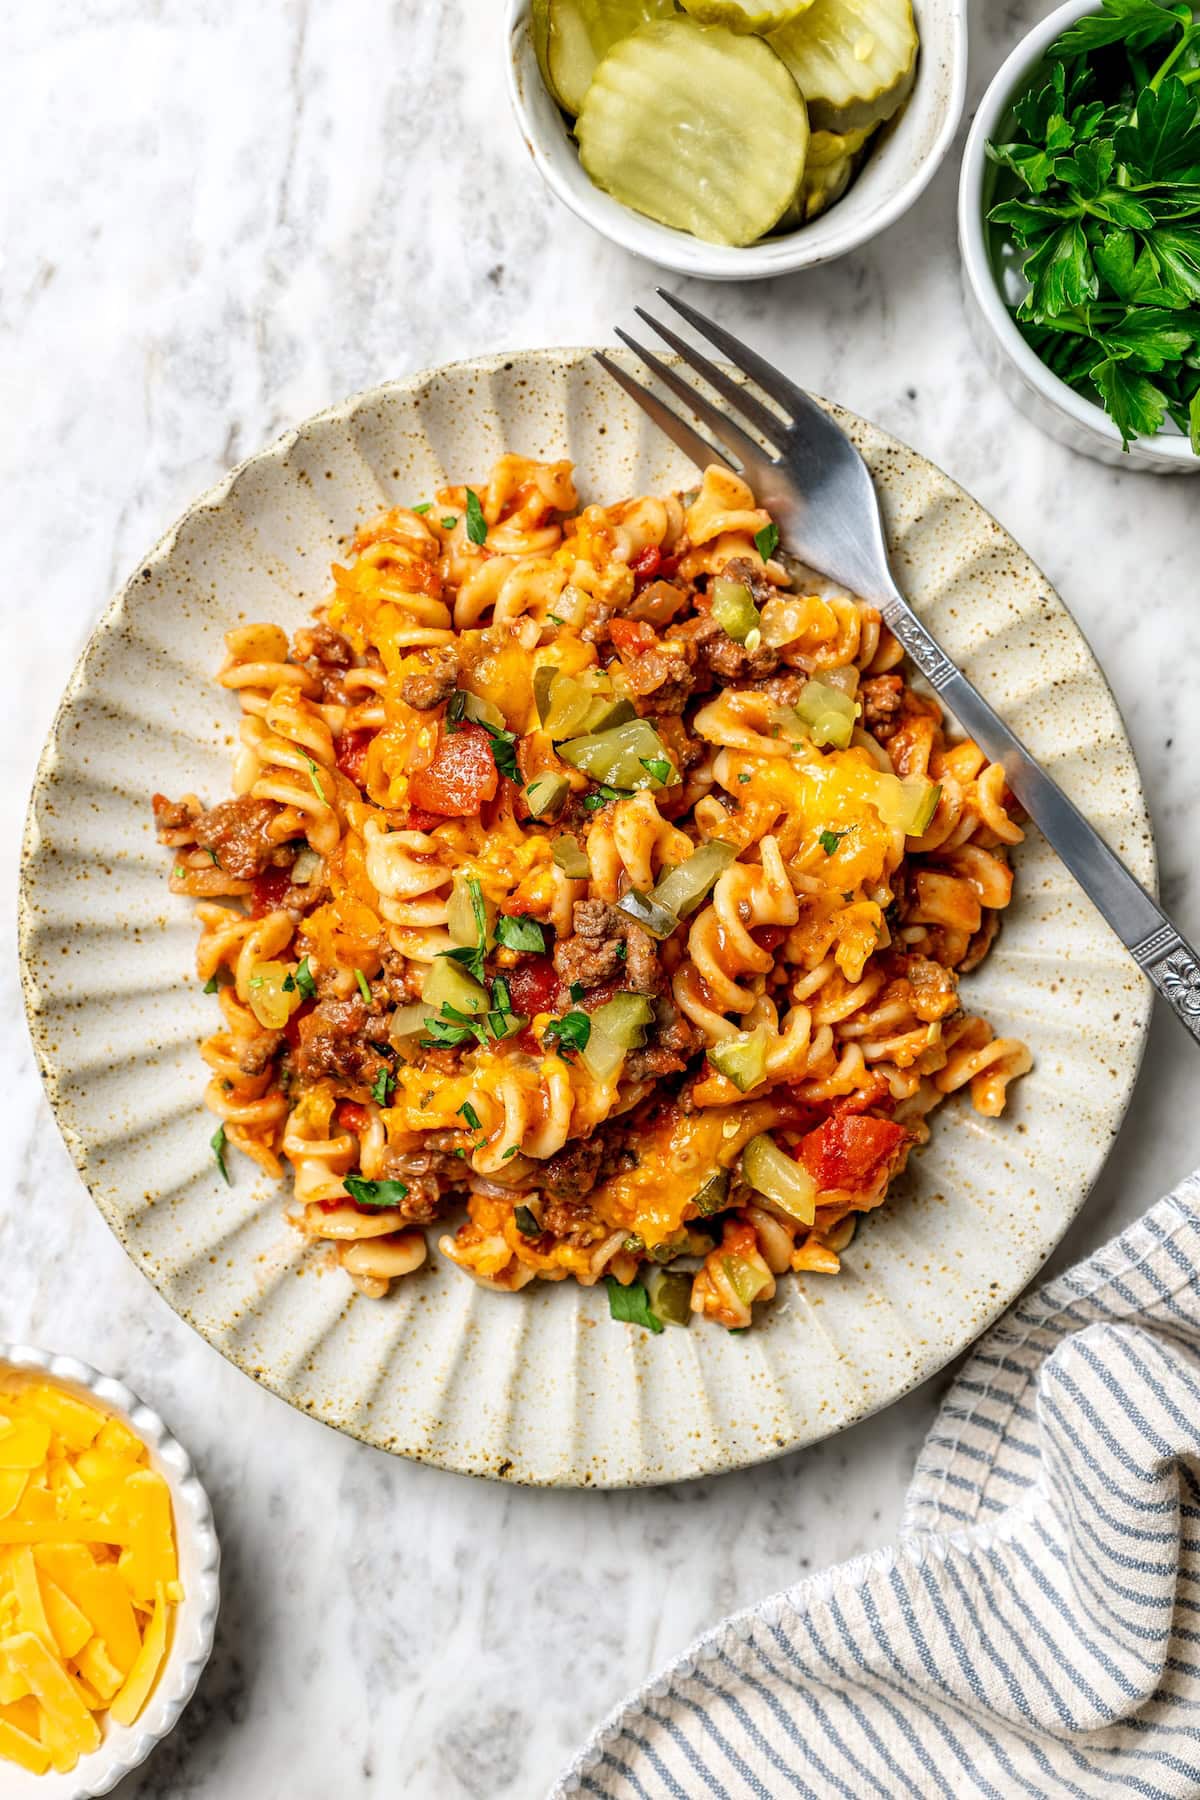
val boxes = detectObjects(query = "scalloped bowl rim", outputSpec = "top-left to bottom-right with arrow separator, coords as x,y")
0,1344 -> 219,1798
18,348 -> 1156,1487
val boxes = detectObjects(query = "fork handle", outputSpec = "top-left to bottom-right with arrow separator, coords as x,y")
880,594 -> 1200,1046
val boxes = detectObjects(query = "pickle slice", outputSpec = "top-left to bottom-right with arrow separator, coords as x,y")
679,0 -> 814,30
577,20 -> 810,248
538,0 -> 677,118
768,0 -> 917,134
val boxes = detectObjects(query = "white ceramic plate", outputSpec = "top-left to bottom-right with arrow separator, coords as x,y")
19,350 -> 1154,1487
0,1345 -> 219,1797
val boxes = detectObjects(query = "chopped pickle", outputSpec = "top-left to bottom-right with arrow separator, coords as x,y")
552,835 -> 590,879
543,672 -> 636,739
558,719 -> 676,790
871,772 -> 941,836
246,961 -> 302,1031
645,1266 -> 694,1327
742,1132 -> 817,1225
421,959 -> 490,1018
533,664 -> 559,724
447,874 -> 496,948
577,19 -> 810,248
525,772 -> 570,819
710,577 -> 760,644
651,840 -> 737,919
691,1169 -> 731,1216
723,1252 -> 774,1308
707,1025 -> 771,1092
794,678 -> 859,750
446,688 -> 507,732
582,993 -> 655,1079
615,888 -> 681,941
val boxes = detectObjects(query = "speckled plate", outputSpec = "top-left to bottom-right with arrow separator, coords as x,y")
19,350 -> 1154,1487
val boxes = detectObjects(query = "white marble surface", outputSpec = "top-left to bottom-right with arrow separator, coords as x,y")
3,2 -> 1200,1795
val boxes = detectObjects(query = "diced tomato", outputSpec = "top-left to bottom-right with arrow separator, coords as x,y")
798,1112 -> 909,1195
629,546 -> 661,592
609,617 -> 658,658
752,924 -> 788,952
336,1100 -> 370,1134
505,956 -> 563,1020
408,724 -> 498,817
335,729 -> 374,787
628,547 -> 680,594
250,866 -> 293,917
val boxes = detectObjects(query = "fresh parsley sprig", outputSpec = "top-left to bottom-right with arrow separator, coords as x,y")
987,1 -> 1200,453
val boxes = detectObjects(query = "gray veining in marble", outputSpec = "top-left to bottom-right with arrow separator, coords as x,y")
2,2 -> 1199,1795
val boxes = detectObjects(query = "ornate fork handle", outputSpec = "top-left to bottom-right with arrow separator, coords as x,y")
881,593 -> 1200,1048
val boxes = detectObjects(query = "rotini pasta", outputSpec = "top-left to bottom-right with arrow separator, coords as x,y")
154,457 -> 1029,1331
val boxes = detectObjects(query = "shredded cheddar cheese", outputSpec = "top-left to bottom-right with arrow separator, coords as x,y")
0,1378 -> 181,1775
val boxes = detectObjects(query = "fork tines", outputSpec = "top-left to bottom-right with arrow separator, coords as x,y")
596,290 -> 818,482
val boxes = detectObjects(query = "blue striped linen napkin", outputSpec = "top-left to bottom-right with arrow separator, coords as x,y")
554,1171 -> 1200,1799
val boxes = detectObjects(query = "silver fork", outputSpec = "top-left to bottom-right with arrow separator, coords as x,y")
597,290 -> 1200,1047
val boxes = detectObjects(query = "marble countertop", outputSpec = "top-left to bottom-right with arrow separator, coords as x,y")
3,2 -> 1200,1794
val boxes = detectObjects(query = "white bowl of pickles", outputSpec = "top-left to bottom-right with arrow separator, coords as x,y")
506,0 -> 967,278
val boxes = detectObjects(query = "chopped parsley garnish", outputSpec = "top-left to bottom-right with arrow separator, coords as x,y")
459,1100 -> 483,1131
818,827 -> 849,856
248,975 -> 264,990
203,973 -> 220,995
421,988 -> 523,1051
370,1066 -> 396,1106
412,502 -> 431,515
754,523 -> 780,562
302,754 -> 328,805
640,757 -> 672,785
737,772 -> 751,784
344,1175 -> 409,1208
546,612 -> 565,626
544,1010 -> 591,1057
605,1275 -> 663,1334
439,876 -> 489,982
569,982 -> 585,1002
211,1124 -> 231,1186
293,956 -> 317,1000
355,969 -> 372,1005
465,487 -> 488,545
441,515 -> 459,530
477,717 -> 520,783
502,1145 -> 519,1160
495,914 -> 546,954
514,1204 -> 541,1236
615,940 -> 628,962
173,866 -> 185,879
491,976 -> 514,1023
583,785 -> 627,811
205,847 -> 221,867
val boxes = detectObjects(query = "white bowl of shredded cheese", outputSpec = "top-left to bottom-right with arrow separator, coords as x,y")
0,1345 -> 220,1798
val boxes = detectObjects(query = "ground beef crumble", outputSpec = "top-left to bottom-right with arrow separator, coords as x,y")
400,645 -> 460,710
186,796 -> 287,881
552,901 -> 662,995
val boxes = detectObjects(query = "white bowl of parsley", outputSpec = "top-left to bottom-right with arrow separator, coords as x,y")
959,0 -> 1200,473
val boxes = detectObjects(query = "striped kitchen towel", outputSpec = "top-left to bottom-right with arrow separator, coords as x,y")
554,1170 -> 1200,1799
